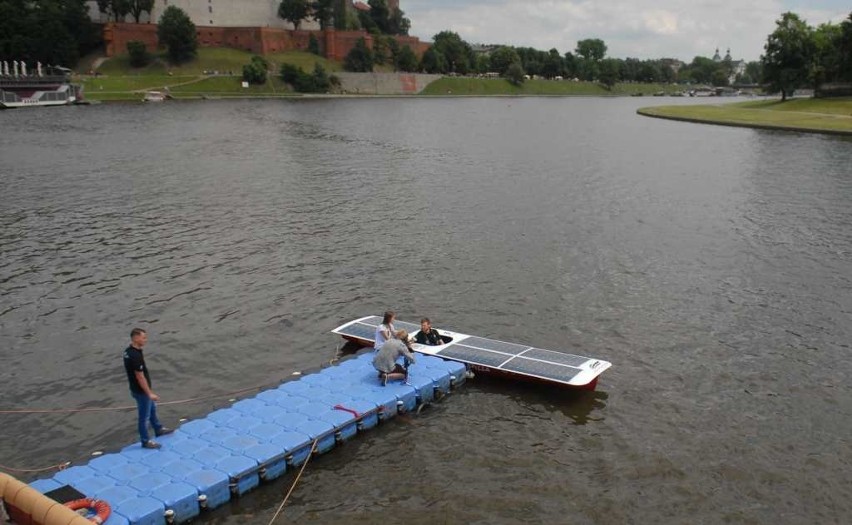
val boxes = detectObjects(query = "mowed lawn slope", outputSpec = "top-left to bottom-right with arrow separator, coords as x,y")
638,98 -> 852,134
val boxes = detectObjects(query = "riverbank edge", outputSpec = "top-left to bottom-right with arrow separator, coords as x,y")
89,92 -> 660,103
636,106 -> 852,136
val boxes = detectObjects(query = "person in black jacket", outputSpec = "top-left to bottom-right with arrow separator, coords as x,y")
123,328 -> 174,449
414,317 -> 444,346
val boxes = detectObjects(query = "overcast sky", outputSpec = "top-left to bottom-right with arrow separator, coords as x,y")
403,1 -> 850,62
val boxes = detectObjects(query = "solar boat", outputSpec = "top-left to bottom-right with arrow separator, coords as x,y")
333,316 -> 611,390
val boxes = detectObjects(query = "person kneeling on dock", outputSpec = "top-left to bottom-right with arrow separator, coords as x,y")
373,329 -> 416,386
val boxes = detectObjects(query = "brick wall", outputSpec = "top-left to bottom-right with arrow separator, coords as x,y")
104,23 -> 428,62
105,23 -> 158,57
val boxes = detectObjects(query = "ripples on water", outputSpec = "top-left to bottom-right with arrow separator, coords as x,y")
1,98 -> 851,523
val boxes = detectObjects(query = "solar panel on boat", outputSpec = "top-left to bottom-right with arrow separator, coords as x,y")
436,344 -> 510,368
351,316 -> 420,334
455,336 -> 530,355
337,322 -> 376,340
522,348 -> 589,368
500,357 -> 583,383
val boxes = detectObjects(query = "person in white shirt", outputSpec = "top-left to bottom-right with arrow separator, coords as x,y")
374,310 -> 395,350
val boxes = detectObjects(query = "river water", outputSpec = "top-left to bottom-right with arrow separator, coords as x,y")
1,97 -> 851,524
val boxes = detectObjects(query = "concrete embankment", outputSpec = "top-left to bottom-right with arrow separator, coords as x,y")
335,73 -> 443,95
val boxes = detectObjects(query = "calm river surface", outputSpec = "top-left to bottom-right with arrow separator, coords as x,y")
1,97 -> 851,524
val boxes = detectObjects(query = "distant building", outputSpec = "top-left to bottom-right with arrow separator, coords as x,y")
86,0 -> 400,29
713,47 -> 747,84
660,58 -> 684,75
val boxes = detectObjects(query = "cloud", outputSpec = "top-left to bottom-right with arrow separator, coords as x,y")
403,0 -> 850,61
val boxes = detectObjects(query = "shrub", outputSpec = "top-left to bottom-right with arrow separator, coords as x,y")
280,62 -> 335,93
126,40 -> 150,68
242,55 -> 268,85
308,33 -> 320,55
344,38 -> 374,72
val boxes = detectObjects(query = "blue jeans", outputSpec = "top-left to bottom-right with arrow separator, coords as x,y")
131,391 -> 163,443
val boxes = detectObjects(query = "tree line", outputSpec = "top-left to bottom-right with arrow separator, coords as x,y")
0,0 -> 100,67
387,32 -> 761,88
762,11 -> 852,100
279,0 -> 409,35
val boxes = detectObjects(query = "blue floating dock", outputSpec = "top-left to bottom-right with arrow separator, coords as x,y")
31,352 -> 466,525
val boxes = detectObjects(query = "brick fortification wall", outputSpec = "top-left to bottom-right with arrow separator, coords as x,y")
105,23 -> 427,60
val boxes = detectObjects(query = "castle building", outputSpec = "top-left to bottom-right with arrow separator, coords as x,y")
87,0 -> 320,29
88,0 -> 400,29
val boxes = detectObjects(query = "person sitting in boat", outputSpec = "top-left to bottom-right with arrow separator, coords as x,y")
374,310 -> 395,351
415,317 -> 444,346
373,329 -> 416,385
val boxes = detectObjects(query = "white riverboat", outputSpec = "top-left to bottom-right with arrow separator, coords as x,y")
0,61 -> 81,109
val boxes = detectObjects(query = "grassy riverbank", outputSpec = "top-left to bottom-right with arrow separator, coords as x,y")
420,77 -> 679,96
80,48 -> 340,101
638,98 -> 852,135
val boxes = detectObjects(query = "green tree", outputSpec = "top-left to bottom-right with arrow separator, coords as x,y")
157,5 -> 197,63
372,34 -> 390,65
541,48 -> 564,79
396,45 -> 418,72
432,31 -> 473,74
278,0 -> 309,30
127,40 -> 149,67
129,0 -> 154,23
312,63 -> 331,91
96,0 -> 110,18
242,55 -> 268,84
419,47 -> 446,73
685,56 -> 722,85
762,12 -> 814,101
489,46 -> 520,75
110,0 -> 131,22
840,13 -> 852,80
475,54 -> 491,74
810,22 -> 842,88
711,68 -> 729,86
575,38 -> 607,62
368,0 -> 390,33
745,61 -> 762,82
598,58 -> 620,89
0,0 -> 98,67
344,37 -> 374,72
505,62 -> 525,86
312,0 -> 334,29
388,9 -> 410,35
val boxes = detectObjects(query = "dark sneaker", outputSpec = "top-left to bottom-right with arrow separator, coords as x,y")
155,427 -> 175,437
381,374 -> 388,387
142,440 -> 161,449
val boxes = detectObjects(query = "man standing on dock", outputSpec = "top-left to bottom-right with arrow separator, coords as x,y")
123,328 -> 173,449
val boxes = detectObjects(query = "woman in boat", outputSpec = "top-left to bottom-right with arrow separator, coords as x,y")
374,310 -> 395,350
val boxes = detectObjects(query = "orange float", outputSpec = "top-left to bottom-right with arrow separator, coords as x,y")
63,498 -> 111,524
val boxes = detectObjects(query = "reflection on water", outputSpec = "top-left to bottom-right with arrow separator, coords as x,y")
1,98 -> 851,523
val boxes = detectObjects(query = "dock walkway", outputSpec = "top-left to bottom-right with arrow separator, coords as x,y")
26,352 -> 467,525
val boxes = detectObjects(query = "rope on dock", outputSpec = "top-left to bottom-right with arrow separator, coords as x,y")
0,379 -> 288,415
0,461 -> 71,474
267,439 -> 319,525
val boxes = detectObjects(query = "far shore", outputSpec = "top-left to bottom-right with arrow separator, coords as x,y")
78,48 -> 687,102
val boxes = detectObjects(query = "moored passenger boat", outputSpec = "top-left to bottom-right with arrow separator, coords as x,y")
0,61 -> 81,109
